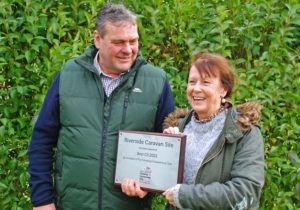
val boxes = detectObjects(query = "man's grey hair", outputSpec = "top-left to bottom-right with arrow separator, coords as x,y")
95,3 -> 137,37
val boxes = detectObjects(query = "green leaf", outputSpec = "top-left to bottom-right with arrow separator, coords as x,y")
24,51 -> 32,63
0,126 -> 5,137
23,33 -> 33,44
0,182 -> 8,189
16,86 -> 24,94
18,150 -> 28,158
155,204 -> 166,210
288,151 -> 300,167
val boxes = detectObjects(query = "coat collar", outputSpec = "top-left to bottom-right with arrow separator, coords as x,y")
222,106 -> 244,143
163,102 -> 262,144
74,45 -> 146,76
180,105 -> 243,144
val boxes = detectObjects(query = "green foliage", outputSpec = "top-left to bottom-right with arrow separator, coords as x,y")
1,0 -> 300,209
0,0 -> 103,209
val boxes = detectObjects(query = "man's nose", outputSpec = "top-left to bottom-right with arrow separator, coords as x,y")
121,43 -> 132,54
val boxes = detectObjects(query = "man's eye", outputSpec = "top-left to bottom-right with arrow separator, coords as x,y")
113,41 -> 123,45
129,40 -> 137,45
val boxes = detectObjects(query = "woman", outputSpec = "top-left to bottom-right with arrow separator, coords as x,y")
162,53 -> 264,209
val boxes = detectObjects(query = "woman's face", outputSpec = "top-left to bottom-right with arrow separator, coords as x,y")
187,65 -> 227,119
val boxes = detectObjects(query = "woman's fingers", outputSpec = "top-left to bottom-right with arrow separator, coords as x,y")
163,127 -> 180,134
163,187 -> 176,206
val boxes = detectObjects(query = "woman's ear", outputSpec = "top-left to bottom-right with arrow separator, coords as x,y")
221,87 -> 228,98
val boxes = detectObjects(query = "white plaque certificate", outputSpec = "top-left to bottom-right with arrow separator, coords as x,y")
114,130 -> 186,192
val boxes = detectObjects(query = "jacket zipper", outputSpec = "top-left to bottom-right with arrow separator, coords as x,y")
196,139 -> 226,182
97,60 -> 145,209
99,81 -> 128,210
121,94 -> 129,126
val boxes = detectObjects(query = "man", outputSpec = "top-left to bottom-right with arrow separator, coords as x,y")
29,3 -> 174,210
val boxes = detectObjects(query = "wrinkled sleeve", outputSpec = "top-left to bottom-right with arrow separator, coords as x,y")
178,127 -> 264,209
28,73 -> 60,207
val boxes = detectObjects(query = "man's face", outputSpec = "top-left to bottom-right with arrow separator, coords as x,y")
94,22 -> 139,77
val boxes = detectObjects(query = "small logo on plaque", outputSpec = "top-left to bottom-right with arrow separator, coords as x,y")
139,166 -> 152,185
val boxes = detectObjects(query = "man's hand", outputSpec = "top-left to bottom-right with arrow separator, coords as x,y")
121,178 -> 148,198
33,203 -> 56,210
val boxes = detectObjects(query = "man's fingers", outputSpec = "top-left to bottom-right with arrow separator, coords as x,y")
135,182 -> 147,198
121,178 -> 147,197
121,178 -> 133,195
121,178 -> 128,193
127,179 -> 136,195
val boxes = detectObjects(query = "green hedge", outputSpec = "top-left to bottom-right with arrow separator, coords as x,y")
0,0 -> 299,209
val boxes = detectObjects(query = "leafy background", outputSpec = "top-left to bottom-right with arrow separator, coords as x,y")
0,0 -> 299,209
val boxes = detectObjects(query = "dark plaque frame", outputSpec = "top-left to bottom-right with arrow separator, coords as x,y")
114,130 -> 186,192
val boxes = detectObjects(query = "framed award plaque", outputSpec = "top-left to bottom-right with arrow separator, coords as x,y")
114,130 -> 186,192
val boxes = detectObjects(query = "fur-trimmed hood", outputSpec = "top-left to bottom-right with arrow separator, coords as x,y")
163,102 -> 262,132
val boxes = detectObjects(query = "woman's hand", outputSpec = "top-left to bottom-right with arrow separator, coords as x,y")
163,126 -> 180,134
121,178 -> 148,198
163,187 -> 176,207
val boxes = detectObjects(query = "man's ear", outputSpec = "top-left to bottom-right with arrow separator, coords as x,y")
94,30 -> 101,49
